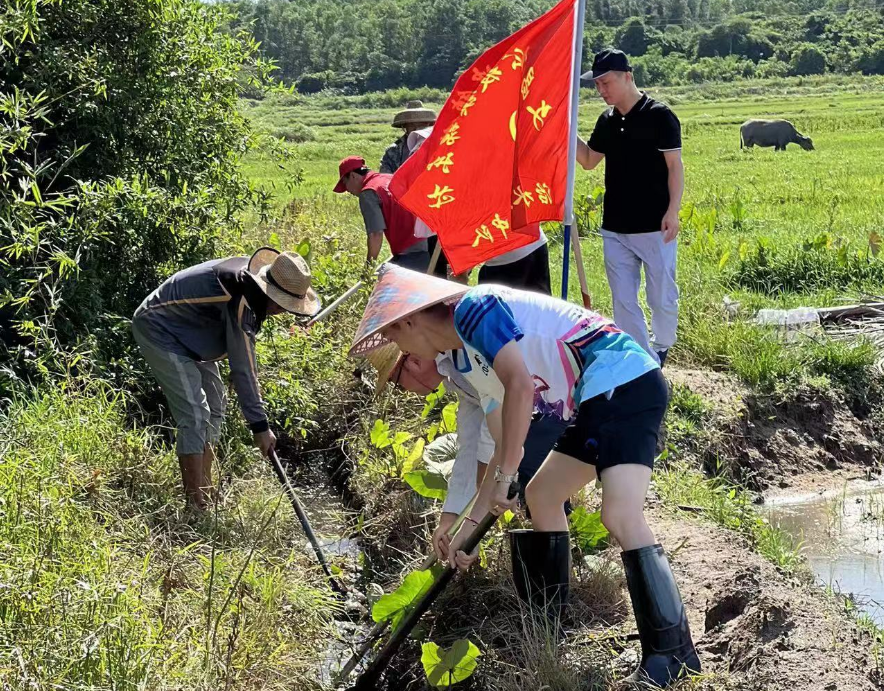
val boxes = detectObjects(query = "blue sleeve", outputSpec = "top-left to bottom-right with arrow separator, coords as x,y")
454,291 -> 523,364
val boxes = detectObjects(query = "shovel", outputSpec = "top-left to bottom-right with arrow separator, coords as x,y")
267,448 -> 347,595
343,483 -> 518,690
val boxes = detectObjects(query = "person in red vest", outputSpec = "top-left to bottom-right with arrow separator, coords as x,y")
333,156 -> 432,273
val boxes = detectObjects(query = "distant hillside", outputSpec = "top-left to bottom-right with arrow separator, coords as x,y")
222,0 -> 884,92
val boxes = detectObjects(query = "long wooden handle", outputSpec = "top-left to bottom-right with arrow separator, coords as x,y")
569,223 -> 592,309
349,485 -> 518,690
337,494 -> 479,679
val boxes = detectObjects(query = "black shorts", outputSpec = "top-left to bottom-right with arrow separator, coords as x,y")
553,369 -> 668,475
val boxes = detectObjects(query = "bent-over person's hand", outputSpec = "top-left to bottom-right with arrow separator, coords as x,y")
447,520 -> 480,572
489,478 -> 518,516
432,512 -> 457,562
254,429 -> 277,457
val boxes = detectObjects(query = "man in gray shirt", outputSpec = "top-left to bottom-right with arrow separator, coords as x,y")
380,100 -> 437,174
132,248 -> 320,510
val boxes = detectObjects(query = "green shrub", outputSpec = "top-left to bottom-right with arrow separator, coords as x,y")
731,234 -> 884,296
0,0 -> 274,394
791,43 -> 827,76
270,122 -> 318,142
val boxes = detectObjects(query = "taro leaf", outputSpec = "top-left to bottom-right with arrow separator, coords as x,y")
569,507 -> 609,552
268,231 -> 281,250
423,433 -> 458,467
440,401 -> 458,433
370,419 -> 391,449
421,639 -> 482,687
372,566 -> 442,632
403,469 -> 448,501
718,250 -> 731,270
295,239 -> 311,259
400,438 -> 425,476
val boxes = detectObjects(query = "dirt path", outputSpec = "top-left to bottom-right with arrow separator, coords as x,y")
649,508 -> 882,691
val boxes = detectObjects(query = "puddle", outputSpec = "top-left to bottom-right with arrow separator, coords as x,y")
766,479 -> 884,626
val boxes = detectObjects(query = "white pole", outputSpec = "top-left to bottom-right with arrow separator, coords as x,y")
561,0 -> 591,308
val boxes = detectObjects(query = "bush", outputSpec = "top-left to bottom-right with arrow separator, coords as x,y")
270,122 -> 318,143
0,0 -> 273,394
755,57 -> 791,80
296,70 -> 334,94
790,43 -> 827,76
731,234 -> 884,296
855,40 -> 884,75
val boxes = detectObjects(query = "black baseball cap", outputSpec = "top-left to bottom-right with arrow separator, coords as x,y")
580,48 -> 632,84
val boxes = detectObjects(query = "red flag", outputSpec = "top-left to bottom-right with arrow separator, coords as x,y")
390,0 -> 579,275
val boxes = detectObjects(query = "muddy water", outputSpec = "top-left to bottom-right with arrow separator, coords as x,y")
766,480 -> 884,626
283,452 -> 372,686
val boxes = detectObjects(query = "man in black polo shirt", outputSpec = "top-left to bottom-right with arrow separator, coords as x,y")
577,49 -> 684,367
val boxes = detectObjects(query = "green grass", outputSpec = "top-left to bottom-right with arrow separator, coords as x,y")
654,462 -> 805,574
0,381 -> 336,688
241,74 -> 884,397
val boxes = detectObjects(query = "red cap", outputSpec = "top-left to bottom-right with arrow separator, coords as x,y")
333,156 -> 367,193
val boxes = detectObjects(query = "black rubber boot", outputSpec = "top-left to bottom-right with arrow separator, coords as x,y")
621,544 -> 701,688
509,529 -> 571,615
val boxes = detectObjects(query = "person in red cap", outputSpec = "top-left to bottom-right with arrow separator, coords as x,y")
333,156 -> 431,272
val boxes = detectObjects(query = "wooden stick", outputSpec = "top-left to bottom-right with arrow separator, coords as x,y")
337,493 -> 478,680
427,239 -> 442,275
349,493 -> 511,690
569,223 -> 592,309
816,302 -> 884,322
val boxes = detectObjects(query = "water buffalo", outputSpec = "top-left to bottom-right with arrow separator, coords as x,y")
740,119 -> 814,151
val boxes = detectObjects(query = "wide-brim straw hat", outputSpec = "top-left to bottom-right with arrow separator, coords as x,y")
349,264 -> 469,357
364,344 -> 404,398
248,247 -> 322,317
392,100 -> 437,128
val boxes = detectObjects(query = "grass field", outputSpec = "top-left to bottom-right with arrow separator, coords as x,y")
242,74 -> 884,392
4,76 -> 884,689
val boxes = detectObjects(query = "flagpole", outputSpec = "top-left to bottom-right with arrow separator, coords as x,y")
561,0 -> 590,308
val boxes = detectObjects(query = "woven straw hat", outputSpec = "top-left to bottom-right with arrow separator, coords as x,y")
349,264 -> 468,357
248,247 -> 321,316
391,100 -> 437,128
363,343 -> 403,398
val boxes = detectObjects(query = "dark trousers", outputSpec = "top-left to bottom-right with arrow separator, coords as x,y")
477,243 -> 551,295
520,413 -> 571,514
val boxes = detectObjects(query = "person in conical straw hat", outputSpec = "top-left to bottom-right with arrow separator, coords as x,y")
350,264 -> 700,688
379,100 -> 437,175
133,247 -> 320,511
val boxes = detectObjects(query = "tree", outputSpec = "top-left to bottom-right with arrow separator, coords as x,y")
855,40 -> 884,75
697,17 -> 774,61
790,43 -> 827,75
615,16 -> 653,56
0,0 -> 272,391
416,0 -> 468,87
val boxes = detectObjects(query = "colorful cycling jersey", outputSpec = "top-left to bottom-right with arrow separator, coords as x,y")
450,285 -> 658,419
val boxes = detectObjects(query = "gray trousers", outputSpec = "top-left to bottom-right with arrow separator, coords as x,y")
132,320 -> 226,455
601,229 -> 679,361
